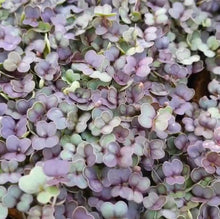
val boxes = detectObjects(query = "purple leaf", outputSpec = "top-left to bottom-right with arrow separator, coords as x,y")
72,206 -> 94,219
4,135 -> 31,162
162,159 -> 185,185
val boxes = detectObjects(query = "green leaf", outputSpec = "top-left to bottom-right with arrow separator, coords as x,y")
87,79 -> 109,90
182,164 -> 190,178
116,41 -> 130,54
0,9 -> 9,20
37,186 -> 59,204
101,203 -> 114,218
45,186 -> 59,195
100,134 -> 115,147
0,204 -> 8,219
0,186 -> 6,200
202,18 -> 211,27
171,191 -> 186,199
132,154 -> 140,166
143,210 -> 159,219
207,36 -> 220,50
64,70 -> 80,84
90,71 -> 112,82
152,61 -> 161,68
33,22 -> 51,33
18,166 -> 47,194
159,106 -> 172,114
167,136 -> 181,155
155,107 -> 172,131
138,103 -> 156,129
66,16 -> 76,25
119,7 -> 131,24
81,131 -> 99,143
37,192 -> 52,204
156,184 -> 167,195
122,27 -> 137,42
131,11 -> 141,22
70,134 -> 83,145
63,81 -> 80,94
126,46 -> 143,56
208,107 -> 220,119
23,30 -> 36,45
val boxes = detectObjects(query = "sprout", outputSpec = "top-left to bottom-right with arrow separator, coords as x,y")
64,159 -> 87,189
176,47 -> 200,65
32,120 -> 59,150
162,159 -> 185,185
23,6 -> 40,27
143,192 -> 167,210
0,25 -> 21,51
3,135 -> 31,162
103,142 -> 133,168
72,50 -> 112,82
0,160 -> 21,184
3,51 -> 35,72
2,185 -> 33,212
19,166 -> 59,204
100,201 -> 128,219
89,110 -> 121,136
138,103 -> 156,129
34,52 -> 60,81
0,0 -> 219,218
0,116 -> 27,139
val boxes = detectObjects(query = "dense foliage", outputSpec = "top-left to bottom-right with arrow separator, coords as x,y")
0,0 -> 220,218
